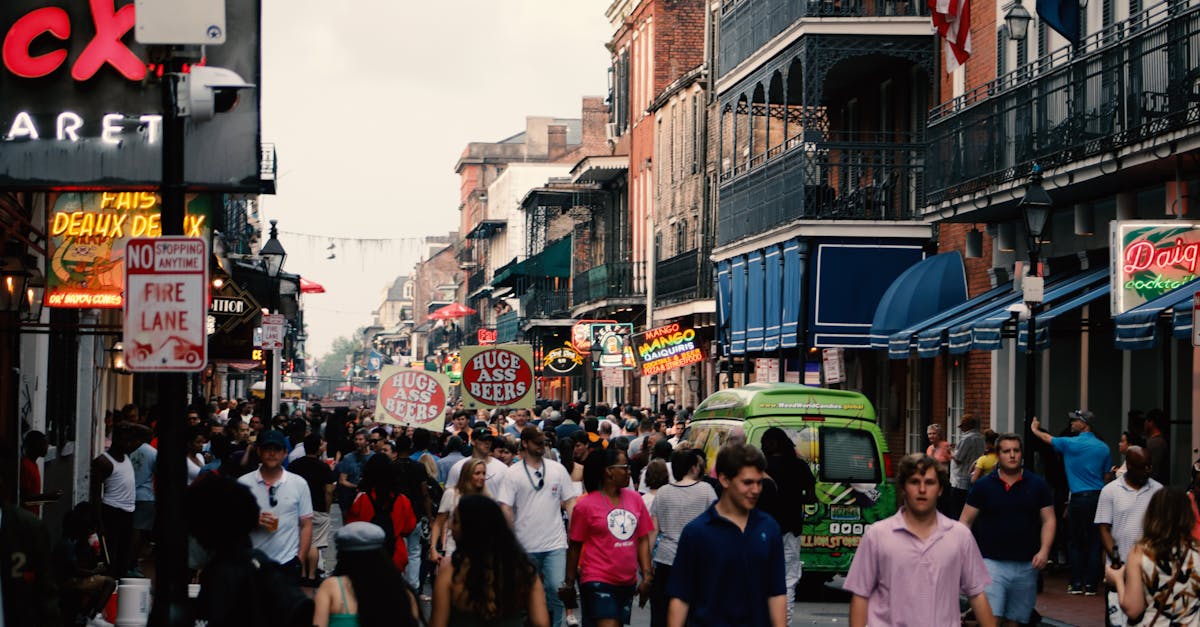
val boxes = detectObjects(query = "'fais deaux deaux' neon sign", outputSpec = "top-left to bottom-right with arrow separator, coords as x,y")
1111,221 -> 1200,315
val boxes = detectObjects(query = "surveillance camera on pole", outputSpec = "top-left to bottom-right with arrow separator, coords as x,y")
181,66 -> 255,122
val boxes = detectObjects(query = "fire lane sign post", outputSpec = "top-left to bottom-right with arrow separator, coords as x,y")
123,237 -> 209,372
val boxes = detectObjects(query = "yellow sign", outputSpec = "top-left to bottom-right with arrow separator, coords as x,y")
459,344 -> 536,410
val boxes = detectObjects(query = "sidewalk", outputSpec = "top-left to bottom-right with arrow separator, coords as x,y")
1037,569 -> 1106,627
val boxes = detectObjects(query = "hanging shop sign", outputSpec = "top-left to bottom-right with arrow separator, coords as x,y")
476,327 -> 497,345
542,343 -> 584,377
590,322 -> 636,370
459,344 -> 535,409
374,366 -> 450,429
208,279 -> 260,335
122,236 -> 208,372
45,191 -> 212,308
0,0 -> 261,190
1110,220 -> 1200,314
571,318 -> 614,352
631,322 -> 704,376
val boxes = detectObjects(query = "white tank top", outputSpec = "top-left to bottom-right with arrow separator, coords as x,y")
101,451 -> 136,512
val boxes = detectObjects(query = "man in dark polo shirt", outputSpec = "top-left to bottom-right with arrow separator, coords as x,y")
667,442 -> 786,627
960,433 -> 1055,626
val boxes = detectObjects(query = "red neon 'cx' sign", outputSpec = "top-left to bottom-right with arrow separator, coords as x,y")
1,0 -> 144,81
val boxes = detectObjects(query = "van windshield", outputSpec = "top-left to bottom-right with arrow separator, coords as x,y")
820,428 -> 881,483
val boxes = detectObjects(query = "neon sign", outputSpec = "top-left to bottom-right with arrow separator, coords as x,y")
631,322 -> 704,376
5,110 -> 162,143
2,0 -> 144,81
1111,221 -> 1200,314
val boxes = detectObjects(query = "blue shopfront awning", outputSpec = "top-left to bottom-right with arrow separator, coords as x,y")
869,252 -> 968,349
1019,282 -> 1110,351
885,283 -> 1014,359
957,267 -> 1109,352
730,256 -> 747,355
1114,278 -> 1200,350
812,242 -> 926,347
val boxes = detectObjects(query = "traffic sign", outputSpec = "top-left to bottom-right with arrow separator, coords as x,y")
123,237 -> 208,372
261,313 -> 285,350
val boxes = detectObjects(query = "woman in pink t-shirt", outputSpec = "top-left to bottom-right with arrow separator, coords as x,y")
563,448 -> 654,627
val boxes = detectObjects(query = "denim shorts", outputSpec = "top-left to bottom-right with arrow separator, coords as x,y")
580,581 -> 635,626
983,558 -> 1038,623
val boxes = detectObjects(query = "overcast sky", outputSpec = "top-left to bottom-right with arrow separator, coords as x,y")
259,1 -> 613,362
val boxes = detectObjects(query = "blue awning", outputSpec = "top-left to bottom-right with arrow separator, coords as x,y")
1114,277 -> 1200,350
764,245 -> 782,351
869,252 -> 968,349
1019,282 -> 1110,351
746,251 -> 765,352
781,240 -> 801,348
730,256 -> 747,355
812,242 -> 925,347
885,283 -> 1014,359
717,260 -> 732,338
962,267 -> 1109,352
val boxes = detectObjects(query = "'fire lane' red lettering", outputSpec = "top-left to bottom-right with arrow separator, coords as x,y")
2,7 -> 69,78
72,0 -> 144,81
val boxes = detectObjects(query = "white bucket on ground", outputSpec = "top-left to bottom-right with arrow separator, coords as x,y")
115,578 -> 152,627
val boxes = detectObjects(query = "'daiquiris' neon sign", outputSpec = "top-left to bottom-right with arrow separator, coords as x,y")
1111,221 -> 1200,315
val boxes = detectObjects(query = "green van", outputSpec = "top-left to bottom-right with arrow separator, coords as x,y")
683,383 -> 895,577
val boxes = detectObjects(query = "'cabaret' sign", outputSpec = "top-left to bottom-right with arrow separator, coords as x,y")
632,322 -> 704,376
459,345 -> 535,409
1111,221 -> 1200,314
374,367 -> 450,429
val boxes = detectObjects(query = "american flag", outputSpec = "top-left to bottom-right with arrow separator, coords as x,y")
929,0 -> 971,72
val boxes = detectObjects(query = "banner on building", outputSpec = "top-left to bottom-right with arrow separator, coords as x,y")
631,322 -> 704,376
590,322 -> 636,370
45,191 -> 213,308
374,366 -> 450,430
1110,221 -> 1200,314
542,343 -> 584,377
459,344 -> 536,409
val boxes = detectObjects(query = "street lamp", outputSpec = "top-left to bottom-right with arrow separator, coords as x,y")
648,374 -> 660,411
260,220 -> 287,418
1004,1 -> 1033,41
1018,165 -> 1052,466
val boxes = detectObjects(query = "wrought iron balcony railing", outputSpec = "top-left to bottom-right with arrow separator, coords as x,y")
719,0 -> 929,75
572,262 -> 643,306
926,2 -> 1200,205
466,269 -> 488,295
718,136 -> 924,245
521,288 -> 570,320
655,249 -> 714,305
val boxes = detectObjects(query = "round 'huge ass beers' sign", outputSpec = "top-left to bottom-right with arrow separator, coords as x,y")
461,347 -> 534,407
377,369 -> 448,426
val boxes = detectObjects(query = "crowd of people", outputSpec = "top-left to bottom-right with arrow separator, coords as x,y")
14,396 -> 813,627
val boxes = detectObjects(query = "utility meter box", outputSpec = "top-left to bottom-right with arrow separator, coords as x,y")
135,0 -> 226,45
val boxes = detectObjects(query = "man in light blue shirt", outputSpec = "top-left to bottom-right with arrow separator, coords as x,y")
1031,410 -> 1111,595
128,439 -> 157,576
238,430 -> 313,579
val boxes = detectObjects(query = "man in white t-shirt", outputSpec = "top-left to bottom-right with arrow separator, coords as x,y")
445,427 -> 509,494
498,425 -> 578,627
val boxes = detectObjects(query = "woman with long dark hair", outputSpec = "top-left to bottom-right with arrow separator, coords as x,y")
1105,486 -> 1200,625
346,454 -> 417,572
430,494 -> 549,627
313,521 -> 420,627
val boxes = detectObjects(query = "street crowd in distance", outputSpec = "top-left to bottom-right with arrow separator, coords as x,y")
13,400 -> 1200,626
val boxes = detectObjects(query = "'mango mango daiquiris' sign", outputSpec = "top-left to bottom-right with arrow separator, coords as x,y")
632,322 -> 704,376
1110,221 -> 1200,315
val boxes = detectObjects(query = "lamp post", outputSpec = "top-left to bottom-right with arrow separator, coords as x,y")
647,374 -> 660,413
260,220 -> 287,418
1019,166 -> 1052,466
1004,1 -> 1033,41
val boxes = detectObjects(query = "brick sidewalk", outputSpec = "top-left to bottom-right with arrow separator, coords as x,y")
1037,569 -> 1106,626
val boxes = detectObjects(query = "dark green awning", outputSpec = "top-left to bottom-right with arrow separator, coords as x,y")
491,258 -> 526,288
526,236 -> 571,278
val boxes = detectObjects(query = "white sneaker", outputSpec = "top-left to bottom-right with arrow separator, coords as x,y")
86,617 -> 115,627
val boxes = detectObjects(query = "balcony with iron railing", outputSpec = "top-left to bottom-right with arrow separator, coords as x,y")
655,250 -> 714,305
926,2 -> 1200,206
466,268 -> 488,295
572,262 -> 643,307
719,0 -> 929,75
717,133 -> 925,245
521,287 -> 570,320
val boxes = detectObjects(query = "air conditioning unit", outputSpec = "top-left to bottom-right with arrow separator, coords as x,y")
605,122 -> 620,142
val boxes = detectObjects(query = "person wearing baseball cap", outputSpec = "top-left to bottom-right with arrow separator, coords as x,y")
237,429 -> 314,582
1031,410 -> 1111,595
444,425 -> 508,494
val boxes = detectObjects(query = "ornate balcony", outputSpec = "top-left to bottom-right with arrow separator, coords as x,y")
655,249 -> 714,305
926,3 -> 1200,206
572,262 -> 642,307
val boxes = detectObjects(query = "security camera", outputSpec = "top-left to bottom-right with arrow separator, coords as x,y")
181,66 -> 255,122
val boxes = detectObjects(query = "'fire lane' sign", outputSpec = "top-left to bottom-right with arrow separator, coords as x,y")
123,237 -> 208,372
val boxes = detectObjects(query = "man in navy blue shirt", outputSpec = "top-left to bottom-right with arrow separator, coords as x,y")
1031,410 -> 1111,595
960,433 -> 1055,626
667,442 -> 787,627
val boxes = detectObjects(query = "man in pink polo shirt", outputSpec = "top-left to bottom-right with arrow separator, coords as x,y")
845,453 -> 996,627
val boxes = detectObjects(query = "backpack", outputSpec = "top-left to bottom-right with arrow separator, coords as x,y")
368,491 -> 397,556
249,550 -> 314,627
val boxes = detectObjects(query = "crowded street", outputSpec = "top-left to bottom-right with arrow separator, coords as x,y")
7,0 -> 1200,626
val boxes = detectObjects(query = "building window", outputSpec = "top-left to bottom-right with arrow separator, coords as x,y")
692,93 -> 701,174
947,358 -> 966,445
905,357 -> 923,453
